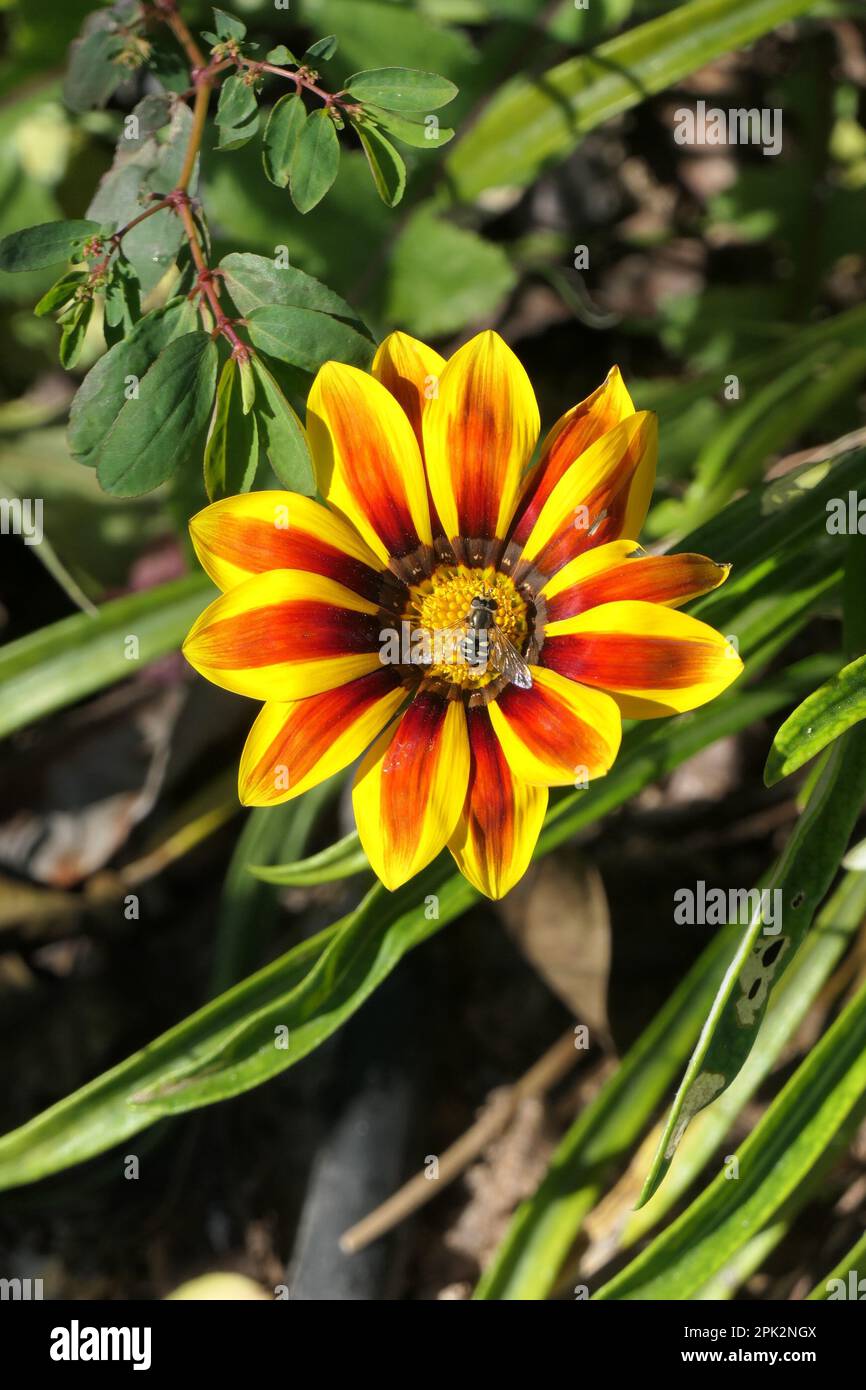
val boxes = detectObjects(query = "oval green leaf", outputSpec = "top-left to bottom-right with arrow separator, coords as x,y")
346,66 -> 458,112
290,108 -> 340,213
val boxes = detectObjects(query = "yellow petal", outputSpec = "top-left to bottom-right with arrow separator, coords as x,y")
307,360 -> 432,566
488,666 -> 622,787
448,707 -> 547,899
352,691 -> 470,890
239,671 -> 406,806
372,330 -> 446,452
189,490 -> 384,596
182,569 -> 383,702
423,330 -> 540,549
542,600 -> 744,717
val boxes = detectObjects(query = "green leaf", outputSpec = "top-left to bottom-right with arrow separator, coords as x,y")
807,1229 -> 866,1301
239,357 -> 256,414
596,977 -> 866,1301
102,254 -> 141,347
478,869 -> 866,1300
346,67 -> 458,112
59,298 -> 93,369
251,356 -> 315,494
87,102 -> 196,292
354,121 -> 407,206
0,219 -> 102,272
246,304 -> 375,372
250,831 -> 371,886
620,868 -> 866,1254
764,654 -> 866,786
290,109 -> 340,213
68,297 -> 198,468
365,106 -> 454,149
211,778 -> 342,994
212,7 -> 247,42
304,35 -> 338,62
266,45 -> 297,65
203,356 -> 260,502
638,722 -> 866,1209
215,110 -> 261,151
0,574 -> 212,742
216,74 -> 258,130
445,0 -> 818,201
63,28 -> 125,114
0,656 -> 830,1190
261,93 -> 307,188
220,251 -> 369,332
385,206 -> 516,339
96,332 -> 219,497
0,920 -> 339,1193
34,272 -> 86,317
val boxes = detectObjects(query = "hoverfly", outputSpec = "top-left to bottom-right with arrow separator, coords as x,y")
445,590 -> 533,690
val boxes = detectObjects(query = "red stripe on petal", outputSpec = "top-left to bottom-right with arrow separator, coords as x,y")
545,553 -> 728,622
242,670 -> 402,801
380,691 -> 449,866
495,679 -> 615,780
510,366 -> 634,548
193,601 -> 381,670
543,631 -> 727,690
207,515 -> 386,602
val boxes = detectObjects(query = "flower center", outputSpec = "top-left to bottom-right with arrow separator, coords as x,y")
403,565 -> 530,690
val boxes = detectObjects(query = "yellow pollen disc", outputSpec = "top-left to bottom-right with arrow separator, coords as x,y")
404,565 -> 530,690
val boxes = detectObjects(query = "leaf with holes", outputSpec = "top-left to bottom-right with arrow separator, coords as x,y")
764,653 -> 866,786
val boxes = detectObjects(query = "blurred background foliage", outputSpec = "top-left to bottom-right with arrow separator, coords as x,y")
1,0 -> 866,1301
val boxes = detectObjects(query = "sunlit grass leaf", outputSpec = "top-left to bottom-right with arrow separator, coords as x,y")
354,120 -> 407,207
807,1230 -> 866,1301
261,92 -> 306,187
638,722 -> 866,1209
764,653 -> 866,786
346,67 -> 458,111
445,0 -> 817,201
290,109 -> 340,213
250,356 -> 315,494
251,830 -> 371,886
246,304 -> 375,372
0,573 -> 212,741
96,332 -> 219,496
68,296 -> 198,467
203,356 -> 259,502
596,977 -> 866,1300
0,219 -> 101,272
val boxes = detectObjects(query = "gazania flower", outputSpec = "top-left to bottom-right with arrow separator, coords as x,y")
183,331 -> 742,898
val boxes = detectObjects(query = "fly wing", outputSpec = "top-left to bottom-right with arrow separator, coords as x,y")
487,626 -> 533,689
